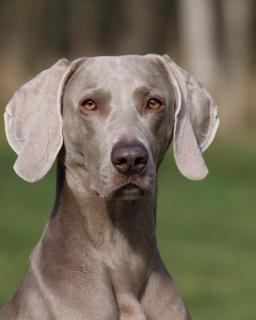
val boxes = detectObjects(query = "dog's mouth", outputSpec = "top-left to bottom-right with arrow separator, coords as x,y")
111,182 -> 149,201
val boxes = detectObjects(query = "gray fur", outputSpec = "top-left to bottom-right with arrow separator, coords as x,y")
1,55 -> 219,319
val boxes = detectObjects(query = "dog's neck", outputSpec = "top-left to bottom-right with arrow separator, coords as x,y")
48,159 -> 157,261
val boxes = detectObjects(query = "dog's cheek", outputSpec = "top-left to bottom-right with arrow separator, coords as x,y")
86,158 -> 110,197
154,115 -> 173,164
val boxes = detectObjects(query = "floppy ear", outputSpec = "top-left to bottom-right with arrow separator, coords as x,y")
4,58 -> 84,182
162,55 -> 219,180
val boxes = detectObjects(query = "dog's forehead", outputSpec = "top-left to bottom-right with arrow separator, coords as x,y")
75,55 -> 168,90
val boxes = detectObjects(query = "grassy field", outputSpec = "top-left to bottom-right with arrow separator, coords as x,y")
0,137 -> 256,320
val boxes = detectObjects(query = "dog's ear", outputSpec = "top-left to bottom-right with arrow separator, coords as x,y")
4,58 -> 84,182
162,55 -> 219,180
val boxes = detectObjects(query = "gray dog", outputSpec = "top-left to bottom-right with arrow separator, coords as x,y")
1,54 -> 219,320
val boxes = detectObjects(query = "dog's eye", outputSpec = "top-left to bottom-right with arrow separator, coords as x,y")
146,98 -> 163,111
80,99 -> 97,111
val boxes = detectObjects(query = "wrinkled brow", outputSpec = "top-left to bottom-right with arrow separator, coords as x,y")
132,86 -> 167,101
132,86 -> 152,99
79,88 -> 111,102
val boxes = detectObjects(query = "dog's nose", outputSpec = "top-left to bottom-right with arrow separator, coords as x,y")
111,142 -> 149,175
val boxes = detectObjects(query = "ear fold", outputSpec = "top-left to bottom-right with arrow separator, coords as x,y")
162,55 -> 219,180
4,58 -> 84,182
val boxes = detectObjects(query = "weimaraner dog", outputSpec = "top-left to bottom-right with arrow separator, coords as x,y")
1,54 -> 219,320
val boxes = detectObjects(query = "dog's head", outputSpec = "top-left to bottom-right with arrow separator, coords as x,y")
4,55 -> 219,200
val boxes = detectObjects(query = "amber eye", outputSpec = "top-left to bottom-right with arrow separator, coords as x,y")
146,98 -> 163,111
80,99 -> 97,111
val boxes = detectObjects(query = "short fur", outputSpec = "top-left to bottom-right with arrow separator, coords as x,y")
1,55 -> 219,320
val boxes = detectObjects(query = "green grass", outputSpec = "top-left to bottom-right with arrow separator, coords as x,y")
1,137 -> 256,320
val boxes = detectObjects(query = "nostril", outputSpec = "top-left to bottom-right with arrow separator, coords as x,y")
114,157 -> 127,166
135,156 -> 147,165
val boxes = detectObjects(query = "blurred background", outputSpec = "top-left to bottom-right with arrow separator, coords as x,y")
0,0 -> 255,319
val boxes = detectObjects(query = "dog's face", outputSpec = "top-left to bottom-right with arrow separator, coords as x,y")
4,54 -> 219,198
62,56 -> 175,200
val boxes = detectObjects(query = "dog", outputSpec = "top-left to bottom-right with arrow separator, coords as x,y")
1,54 -> 219,319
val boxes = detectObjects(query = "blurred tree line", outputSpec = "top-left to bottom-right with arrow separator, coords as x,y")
0,0 -> 255,140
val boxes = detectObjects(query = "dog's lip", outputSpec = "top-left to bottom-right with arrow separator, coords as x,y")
111,181 -> 142,194
111,182 -> 146,200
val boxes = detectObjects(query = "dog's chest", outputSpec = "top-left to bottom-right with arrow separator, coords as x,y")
101,229 -> 151,295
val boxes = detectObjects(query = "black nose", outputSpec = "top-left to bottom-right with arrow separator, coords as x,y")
111,142 -> 149,175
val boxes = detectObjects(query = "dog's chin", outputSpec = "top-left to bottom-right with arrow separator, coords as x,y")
98,182 -> 151,201
94,171 -> 155,200
112,183 -> 148,201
